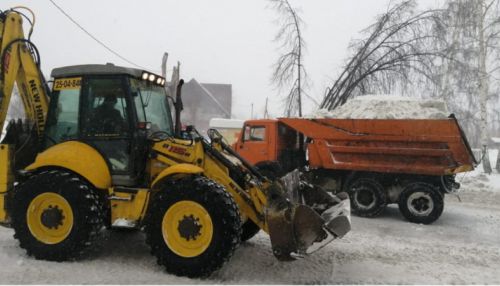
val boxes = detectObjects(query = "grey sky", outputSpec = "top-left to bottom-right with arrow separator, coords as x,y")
3,0 -> 439,118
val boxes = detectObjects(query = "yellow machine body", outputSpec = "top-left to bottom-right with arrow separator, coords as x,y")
26,141 -> 112,189
0,144 -> 12,223
149,139 -> 269,231
0,7 -> 351,277
109,188 -> 150,227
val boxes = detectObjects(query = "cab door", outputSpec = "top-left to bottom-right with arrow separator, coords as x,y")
79,76 -> 136,186
236,124 -> 271,165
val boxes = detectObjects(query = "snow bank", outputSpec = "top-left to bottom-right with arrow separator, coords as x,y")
310,95 -> 450,119
459,149 -> 500,194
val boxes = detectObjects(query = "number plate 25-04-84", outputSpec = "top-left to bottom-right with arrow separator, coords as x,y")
53,77 -> 82,91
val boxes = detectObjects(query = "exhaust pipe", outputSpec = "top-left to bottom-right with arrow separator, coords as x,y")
174,79 -> 184,137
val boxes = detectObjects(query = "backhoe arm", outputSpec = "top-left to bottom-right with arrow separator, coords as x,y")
0,7 -> 50,224
0,8 -> 50,137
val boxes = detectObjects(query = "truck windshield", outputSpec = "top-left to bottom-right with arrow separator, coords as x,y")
130,78 -> 173,134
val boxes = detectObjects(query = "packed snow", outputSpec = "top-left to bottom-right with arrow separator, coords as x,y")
1,154 -> 499,284
310,95 -> 450,119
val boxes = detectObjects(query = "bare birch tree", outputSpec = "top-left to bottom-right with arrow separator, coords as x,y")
320,0 -> 445,110
269,0 -> 307,117
437,0 -> 500,173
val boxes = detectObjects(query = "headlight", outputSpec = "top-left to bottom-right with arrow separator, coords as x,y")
141,71 -> 165,86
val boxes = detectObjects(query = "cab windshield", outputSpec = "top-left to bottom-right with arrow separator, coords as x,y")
130,78 -> 173,134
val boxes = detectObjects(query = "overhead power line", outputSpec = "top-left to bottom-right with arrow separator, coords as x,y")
48,0 -> 151,70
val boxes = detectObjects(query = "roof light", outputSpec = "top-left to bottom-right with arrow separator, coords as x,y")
148,74 -> 156,82
142,72 -> 149,80
156,77 -> 163,85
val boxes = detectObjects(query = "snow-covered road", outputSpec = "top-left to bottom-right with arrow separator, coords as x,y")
1,178 -> 499,284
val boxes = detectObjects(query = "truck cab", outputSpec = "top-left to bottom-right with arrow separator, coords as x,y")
233,119 -> 305,176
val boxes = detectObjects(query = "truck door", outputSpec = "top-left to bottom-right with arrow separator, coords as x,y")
236,124 -> 270,165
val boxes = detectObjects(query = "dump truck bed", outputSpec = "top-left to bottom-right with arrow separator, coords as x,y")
279,116 -> 476,176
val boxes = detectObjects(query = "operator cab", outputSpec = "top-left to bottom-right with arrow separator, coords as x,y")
45,64 -> 173,186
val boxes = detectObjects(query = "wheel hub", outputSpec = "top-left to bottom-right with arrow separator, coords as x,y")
355,188 -> 376,209
407,192 -> 433,216
40,205 -> 65,229
162,200 -> 214,258
178,214 -> 202,241
26,192 -> 74,244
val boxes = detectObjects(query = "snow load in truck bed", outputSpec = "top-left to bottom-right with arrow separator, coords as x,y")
311,95 -> 450,119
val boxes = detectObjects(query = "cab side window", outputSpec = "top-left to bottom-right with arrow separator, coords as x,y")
45,89 -> 80,145
244,126 -> 266,141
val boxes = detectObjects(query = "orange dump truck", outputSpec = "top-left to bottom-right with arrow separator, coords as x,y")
233,116 -> 476,224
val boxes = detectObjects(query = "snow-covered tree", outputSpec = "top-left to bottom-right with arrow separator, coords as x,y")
269,0 -> 308,117
320,0 -> 444,110
437,0 -> 500,173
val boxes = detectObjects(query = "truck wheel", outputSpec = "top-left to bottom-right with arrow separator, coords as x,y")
145,176 -> 242,278
345,177 -> 386,217
398,182 -> 444,224
11,170 -> 104,261
241,219 -> 260,242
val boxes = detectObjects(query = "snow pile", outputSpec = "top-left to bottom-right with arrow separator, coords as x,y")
459,149 -> 500,194
310,95 -> 450,119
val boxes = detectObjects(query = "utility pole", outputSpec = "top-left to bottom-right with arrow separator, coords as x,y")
264,97 -> 269,119
161,52 -> 168,79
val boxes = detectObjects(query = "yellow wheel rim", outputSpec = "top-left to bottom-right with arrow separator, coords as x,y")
162,200 -> 213,258
26,193 -> 74,245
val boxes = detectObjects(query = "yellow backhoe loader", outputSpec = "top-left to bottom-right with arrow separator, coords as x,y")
0,7 -> 351,278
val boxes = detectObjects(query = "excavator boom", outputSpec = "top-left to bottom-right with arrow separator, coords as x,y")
0,7 -> 49,136
0,8 -> 50,224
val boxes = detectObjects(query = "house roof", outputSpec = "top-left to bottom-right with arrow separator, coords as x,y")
203,83 -> 232,103
183,78 -> 232,117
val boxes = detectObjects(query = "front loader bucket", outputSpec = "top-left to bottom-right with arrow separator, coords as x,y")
266,170 -> 351,261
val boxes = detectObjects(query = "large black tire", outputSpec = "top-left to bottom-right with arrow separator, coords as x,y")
241,219 -> 260,242
11,169 -> 104,261
398,182 -> 444,224
344,176 -> 387,217
145,176 -> 242,278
